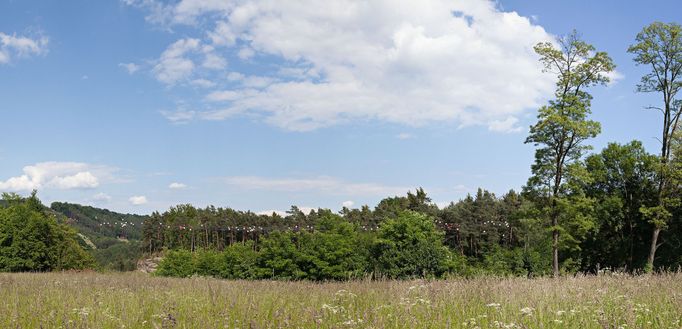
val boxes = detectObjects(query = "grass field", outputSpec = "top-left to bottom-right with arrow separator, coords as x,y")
1,272 -> 680,328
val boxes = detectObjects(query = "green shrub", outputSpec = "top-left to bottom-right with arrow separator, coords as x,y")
219,242 -> 259,279
371,211 -> 453,279
155,249 -> 196,277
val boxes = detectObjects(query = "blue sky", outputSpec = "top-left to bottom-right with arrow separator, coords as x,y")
0,0 -> 679,214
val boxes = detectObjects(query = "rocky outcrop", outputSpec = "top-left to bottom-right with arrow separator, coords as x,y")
136,256 -> 163,273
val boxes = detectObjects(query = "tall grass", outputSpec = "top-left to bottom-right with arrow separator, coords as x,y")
1,272 -> 680,328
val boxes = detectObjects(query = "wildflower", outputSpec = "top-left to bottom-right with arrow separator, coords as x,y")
322,304 -> 335,313
72,307 -> 91,316
520,307 -> 534,316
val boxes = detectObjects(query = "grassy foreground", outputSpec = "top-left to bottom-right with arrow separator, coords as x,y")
1,272 -> 680,328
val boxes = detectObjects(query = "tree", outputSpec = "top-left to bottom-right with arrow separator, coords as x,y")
627,22 -> 682,271
525,31 -> 615,277
0,192 -> 95,272
581,142 -> 658,271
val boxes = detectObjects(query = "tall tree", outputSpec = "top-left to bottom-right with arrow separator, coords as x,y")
627,22 -> 682,271
526,31 -> 615,277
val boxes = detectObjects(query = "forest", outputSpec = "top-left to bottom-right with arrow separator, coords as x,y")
1,23 -> 681,281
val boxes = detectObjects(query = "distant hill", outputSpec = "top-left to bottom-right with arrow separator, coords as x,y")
50,202 -> 150,271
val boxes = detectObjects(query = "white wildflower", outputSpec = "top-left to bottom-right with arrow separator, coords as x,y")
520,307 -> 534,316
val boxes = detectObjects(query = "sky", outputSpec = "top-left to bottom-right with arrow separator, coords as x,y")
0,0 -> 679,215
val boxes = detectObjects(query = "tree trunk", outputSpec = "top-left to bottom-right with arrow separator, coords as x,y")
646,227 -> 661,271
552,217 -> 559,277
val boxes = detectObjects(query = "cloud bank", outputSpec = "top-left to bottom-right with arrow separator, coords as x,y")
126,0 -> 557,132
0,162 -> 113,191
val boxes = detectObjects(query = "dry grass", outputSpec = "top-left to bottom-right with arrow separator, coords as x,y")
0,272 -> 680,328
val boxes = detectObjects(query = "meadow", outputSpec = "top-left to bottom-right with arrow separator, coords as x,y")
1,272 -> 681,328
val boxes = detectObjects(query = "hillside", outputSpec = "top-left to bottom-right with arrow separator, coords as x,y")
49,202 -> 149,271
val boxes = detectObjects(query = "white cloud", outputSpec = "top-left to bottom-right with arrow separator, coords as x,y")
256,209 -> 287,217
130,0 -> 556,132
169,182 -> 187,189
453,184 -> 471,193
202,52 -> 227,69
119,62 -> 140,74
92,192 -> 112,203
129,195 -> 148,205
0,162 -> 109,191
396,133 -> 414,140
224,175 -> 409,196
435,201 -> 452,209
153,38 -> 201,84
190,78 -> 216,88
605,70 -> 624,87
152,38 -> 229,85
488,117 -> 522,133
160,109 -> 196,123
0,31 -> 48,64
227,72 -> 244,81
342,200 -> 354,208
256,207 -> 315,216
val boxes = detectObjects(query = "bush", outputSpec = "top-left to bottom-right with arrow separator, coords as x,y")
219,242 -> 259,279
371,211 -> 453,279
155,249 -> 195,277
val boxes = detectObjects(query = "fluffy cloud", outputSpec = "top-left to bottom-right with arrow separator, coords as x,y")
153,38 -> 201,84
342,200 -> 354,208
0,32 -> 48,64
128,0 -> 557,132
152,38 -> 226,84
129,195 -> 148,205
224,175 -> 409,196
119,62 -> 140,74
0,162 -> 108,191
168,182 -> 187,189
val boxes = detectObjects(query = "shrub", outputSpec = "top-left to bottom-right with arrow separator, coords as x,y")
155,249 -> 195,277
371,211 -> 453,279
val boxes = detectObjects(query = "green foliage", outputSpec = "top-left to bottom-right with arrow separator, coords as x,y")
0,193 -> 95,272
371,211 -> 455,279
627,22 -> 681,97
525,30 -> 614,276
628,21 -> 682,269
218,242 -> 259,279
91,241 -> 143,271
155,249 -> 195,278
156,213 -> 371,281
578,141 -> 659,271
49,202 -> 148,271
